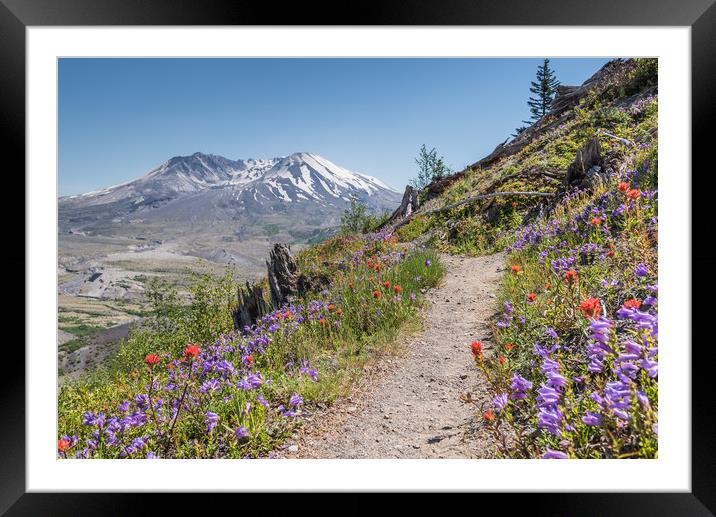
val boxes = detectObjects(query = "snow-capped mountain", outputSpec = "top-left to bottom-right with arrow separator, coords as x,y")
59,152 -> 401,233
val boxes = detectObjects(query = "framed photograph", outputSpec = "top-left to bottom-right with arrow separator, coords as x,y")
4,0 -> 713,513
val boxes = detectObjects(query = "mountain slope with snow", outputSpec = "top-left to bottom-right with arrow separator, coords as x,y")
59,151 -> 401,235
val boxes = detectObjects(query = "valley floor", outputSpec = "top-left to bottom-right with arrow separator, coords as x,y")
279,253 -> 505,458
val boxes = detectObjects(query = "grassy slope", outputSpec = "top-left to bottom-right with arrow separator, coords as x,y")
58,232 -> 444,458
398,58 -> 659,458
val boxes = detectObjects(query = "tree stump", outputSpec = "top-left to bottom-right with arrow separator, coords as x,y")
266,243 -> 299,308
565,136 -> 602,188
232,282 -> 269,331
379,185 -> 421,228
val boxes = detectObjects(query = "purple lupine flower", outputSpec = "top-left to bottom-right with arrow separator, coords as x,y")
257,394 -> 270,408
582,412 -> 602,426
205,412 -> 219,434
118,401 -> 130,412
289,393 -> 303,407
234,426 -> 249,439
510,373 -> 533,400
635,263 -> 649,277
492,393 -> 508,411
425,259 -> 432,267
640,358 -> 658,378
543,448 -> 569,459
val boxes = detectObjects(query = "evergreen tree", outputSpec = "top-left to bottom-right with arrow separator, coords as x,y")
411,144 -> 450,189
526,58 -> 560,122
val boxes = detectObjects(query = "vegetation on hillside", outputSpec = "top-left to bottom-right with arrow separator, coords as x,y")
432,58 -> 658,458
58,232 -> 444,458
57,58 -> 658,460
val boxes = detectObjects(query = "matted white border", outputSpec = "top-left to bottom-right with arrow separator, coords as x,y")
27,27 -> 690,492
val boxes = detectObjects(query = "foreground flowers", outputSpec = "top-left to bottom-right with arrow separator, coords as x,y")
479,175 -> 658,459
59,230 -> 444,459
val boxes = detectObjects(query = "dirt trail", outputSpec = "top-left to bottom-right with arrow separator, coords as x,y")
284,252 -> 506,459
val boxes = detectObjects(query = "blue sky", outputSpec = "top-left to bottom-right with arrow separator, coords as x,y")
58,58 -> 611,196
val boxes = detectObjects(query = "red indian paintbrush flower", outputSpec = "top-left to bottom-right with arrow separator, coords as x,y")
144,354 -> 160,367
483,409 -> 495,421
372,290 -> 381,299
627,189 -> 641,200
618,182 -> 629,192
383,281 -> 391,289
58,438 -> 70,452
564,269 -> 578,284
607,251 -> 615,258
579,298 -> 602,319
527,293 -> 537,302
393,285 -> 402,294
319,318 -> 327,325
184,344 -> 200,359
245,355 -> 254,364
499,356 -> 506,365
590,217 -> 602,226
470,341 -> 484,361
504,343 -> 514,351
623,298 -> 642,309
511,265 -> 522,274
327,304 -> 336,312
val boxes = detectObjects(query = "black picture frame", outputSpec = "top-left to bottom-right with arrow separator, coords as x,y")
2,0 -> 713,513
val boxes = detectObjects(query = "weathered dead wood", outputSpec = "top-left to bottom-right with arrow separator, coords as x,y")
378,185 -> 421,229
598,129 -> 634,147
565,136 -> 602,188
391,191 -> 555,230
232,282 -> 269,331
266,243 -> 299,308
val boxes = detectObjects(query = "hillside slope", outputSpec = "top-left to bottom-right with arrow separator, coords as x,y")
387,58 -> 658,459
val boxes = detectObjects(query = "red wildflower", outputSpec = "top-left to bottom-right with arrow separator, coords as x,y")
607,251 -> 615,258
245,355 -> 254,364
383,281 -> 391,289
511,201 -> 518,208
623,298 -> 641,309
58,438 -> 70,452
327,304 -> 336,312
564,269 -> 579,284
527,293 -> 537,302
393,285 -> 402,294
618,182 -> 629,192
627,189 -> 641,200
348,283 -> 354,290
470,341 -> 484,361
590,217 -> 602,226
511,265 -> 522,274
144,354 -> 160,367
505,343 -> 514,351
372,290 -> 382,299
579,298 -> 602,319
374,263 -> 382,271
319,318 -> 326,325
336,308 -> 343,316
183,344 -> 200,359
499,356 -> 506,365
483,409 -> 495,421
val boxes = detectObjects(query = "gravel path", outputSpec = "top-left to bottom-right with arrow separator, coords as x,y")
282,252 -> 506,459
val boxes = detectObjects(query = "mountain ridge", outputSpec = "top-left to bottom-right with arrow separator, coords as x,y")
59,151 -> 401,234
